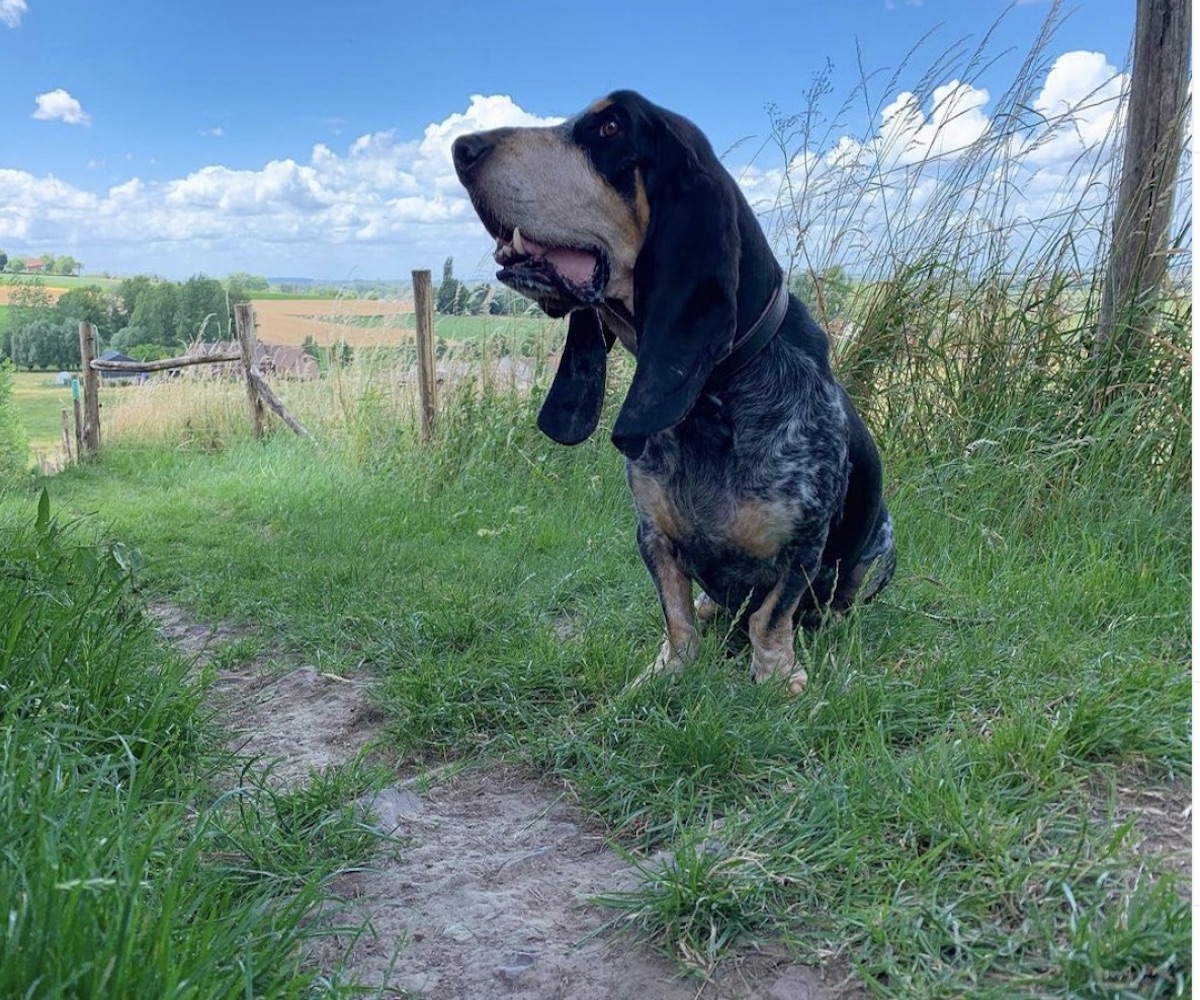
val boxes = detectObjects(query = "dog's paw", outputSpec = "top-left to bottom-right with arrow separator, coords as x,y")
750,648 -> 808,697
694,592 -> 721,626
628,635 -> 696,689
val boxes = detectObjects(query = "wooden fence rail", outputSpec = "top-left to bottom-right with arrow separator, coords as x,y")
70,275 -> 442,462
74,304 -> 310,460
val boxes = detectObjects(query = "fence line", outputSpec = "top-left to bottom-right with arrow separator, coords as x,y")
74,302 -> 313,460
69,271 -> 443,461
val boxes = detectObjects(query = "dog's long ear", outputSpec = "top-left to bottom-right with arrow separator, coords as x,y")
611,119 -> 740,459
537,307 -> 614,445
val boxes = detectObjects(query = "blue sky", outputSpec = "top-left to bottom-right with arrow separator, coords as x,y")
0,0 -> 1142,282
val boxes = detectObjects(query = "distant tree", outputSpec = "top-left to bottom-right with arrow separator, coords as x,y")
179,275 -> 229,342
488,286 -> 523,315
52,255 -> 81,276
8,258 -> 26,274
464,285 -> 489,315
55,285 -> 116,344
111,325 -> 157,353
789,265 -> 853,325
126,343 -> 172,362
226,271 -> 270,292
129,282 -> 182,348
116,275 -> 155,327
222,276 -> 254,319
4,279 -> 53,365
0,360 -> 28,476
0,249 -> 7,272
436,257 -> 466,315
301,335 -> 319,359
11,317 -> 80,370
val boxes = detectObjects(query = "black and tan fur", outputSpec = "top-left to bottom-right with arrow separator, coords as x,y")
453,90 -> 895,693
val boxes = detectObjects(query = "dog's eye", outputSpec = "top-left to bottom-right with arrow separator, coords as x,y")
599,117 -> 621,139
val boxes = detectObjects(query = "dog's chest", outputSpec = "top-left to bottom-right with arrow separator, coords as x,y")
626,402 -> 847,563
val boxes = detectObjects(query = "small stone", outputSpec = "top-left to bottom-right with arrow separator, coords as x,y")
496,951 -> 537,982
357,785 -> 424,832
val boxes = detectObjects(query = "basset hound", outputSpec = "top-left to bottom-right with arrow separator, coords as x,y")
453,90 -> 895,694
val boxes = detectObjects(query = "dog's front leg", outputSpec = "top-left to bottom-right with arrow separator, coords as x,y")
747,543 -> 826,696
631,520 -> 700,685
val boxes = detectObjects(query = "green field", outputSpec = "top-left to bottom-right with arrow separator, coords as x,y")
3,282 -> 1188,994
11,369 -> 79,459
0,273 -> 124,291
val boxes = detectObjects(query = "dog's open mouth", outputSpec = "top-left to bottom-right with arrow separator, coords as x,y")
492,227 -> 607,309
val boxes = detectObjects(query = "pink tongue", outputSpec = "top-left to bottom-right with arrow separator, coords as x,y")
519,235 -> 597,287
543,247 -> 598,286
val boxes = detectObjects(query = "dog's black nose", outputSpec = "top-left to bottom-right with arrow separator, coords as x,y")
452,133 -> 493,179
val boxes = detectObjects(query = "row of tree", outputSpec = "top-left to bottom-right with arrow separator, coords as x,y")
2,255 -> 551,371
0,249 -> 82,276
1,275 -> 255,371
435,257 -> 541,317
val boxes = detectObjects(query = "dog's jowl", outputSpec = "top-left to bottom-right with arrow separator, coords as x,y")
454,90 -> 895,694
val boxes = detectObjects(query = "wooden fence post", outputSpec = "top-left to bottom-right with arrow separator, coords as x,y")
60,408 -> 73,464
1095,0 -> 1191,366
234,303 -> 266,440
71,377 -> 83,461
412,269 -> 437,444
77,322 -> 101,458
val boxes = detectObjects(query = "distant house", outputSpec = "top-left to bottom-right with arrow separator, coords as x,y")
263,344 -> 320,380
183,341 -> 320,380
97,349 -> 144,382
24,258 -> 47,273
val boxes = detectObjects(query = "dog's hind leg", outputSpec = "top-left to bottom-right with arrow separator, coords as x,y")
831,505 -> 896,613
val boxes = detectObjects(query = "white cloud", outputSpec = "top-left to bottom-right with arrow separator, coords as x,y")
1023,51 -> 1128,161
735,51 -> 1149,278
200,126 -> 225,138
0,0 -> 26,28
0,94 -> 562,278
32,89 -> 92,126
0,66 -> 1174,282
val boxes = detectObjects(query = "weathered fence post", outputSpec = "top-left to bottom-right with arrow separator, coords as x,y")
1095,0 -> 1191,376
70,377 -> 83,461
412,269 -> 437,444
60,408 -> 73,464
234,303 -> 266,440
77,322 -> 101,458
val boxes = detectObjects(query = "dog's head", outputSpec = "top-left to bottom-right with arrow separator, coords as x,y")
453,90 -> 777,458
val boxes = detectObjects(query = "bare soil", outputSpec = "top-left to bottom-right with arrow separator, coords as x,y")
151,601 -> 860,998
150,600 -> 1189,999
0,284 -> 68,304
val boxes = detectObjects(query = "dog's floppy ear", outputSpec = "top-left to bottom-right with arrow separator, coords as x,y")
611,118 -> 740,459
537,307 -> 614,445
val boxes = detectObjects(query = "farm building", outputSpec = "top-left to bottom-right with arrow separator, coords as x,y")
97,349 -> 146,382
184,341 -> 320,379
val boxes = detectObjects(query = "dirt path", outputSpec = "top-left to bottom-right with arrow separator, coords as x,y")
153,601 -> 1190,997
151,601 -> 861,1000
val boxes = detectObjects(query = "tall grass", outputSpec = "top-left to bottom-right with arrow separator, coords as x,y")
756,1 -> 1189,492
0,493 -> 383,997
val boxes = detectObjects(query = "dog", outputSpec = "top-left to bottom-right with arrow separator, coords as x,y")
453,90 -> 895,694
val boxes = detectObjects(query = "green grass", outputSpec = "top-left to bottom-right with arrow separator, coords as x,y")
29,353 -> 1190,995
11,369 -> 78,458
0,273 -> 123,290
249,290 -> 341,300
0,491 -> 386,998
